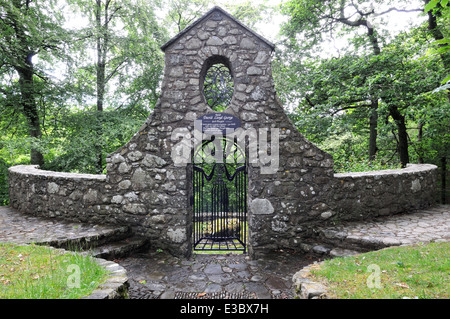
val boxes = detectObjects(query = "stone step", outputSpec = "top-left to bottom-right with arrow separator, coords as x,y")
315,228 -> 394,253
328,247 -> 362,258
38,225 -> 133,251
305,243 -> 363,258
86,236 -> 149,260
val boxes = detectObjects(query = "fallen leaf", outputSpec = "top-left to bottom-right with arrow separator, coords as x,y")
395,283 -> 410,289
197,292 -> 207,297
138,280 -> 146,284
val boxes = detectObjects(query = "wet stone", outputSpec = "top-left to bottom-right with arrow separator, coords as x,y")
204,263 -> 223,275
1,204 -> 448,300
266,276 -> 288,290
204,284 -> 222,293
207,274 -> 232,284
250,274 -> 264,282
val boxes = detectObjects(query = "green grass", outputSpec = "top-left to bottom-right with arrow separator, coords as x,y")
0,243 -> 110,299
311,242 -> 449,299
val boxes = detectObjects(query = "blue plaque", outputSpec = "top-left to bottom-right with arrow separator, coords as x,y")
195,113 -> 241,135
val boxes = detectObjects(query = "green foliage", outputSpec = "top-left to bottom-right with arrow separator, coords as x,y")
64,0 -> 166,111
0,0 -> 164,203
425,0 -> 450,84
276,2 -> 448,173
318,132 -> 400,173
163,0 -> 210,34
42,109 -> 147,174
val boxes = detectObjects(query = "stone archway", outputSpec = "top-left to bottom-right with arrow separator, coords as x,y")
103,6 -> 335,259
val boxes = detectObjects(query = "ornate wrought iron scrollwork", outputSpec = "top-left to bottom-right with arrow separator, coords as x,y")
192,138 -> 247,252
203,63 -> 233,111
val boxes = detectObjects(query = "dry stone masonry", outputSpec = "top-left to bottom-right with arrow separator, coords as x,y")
8,7 -> 438,259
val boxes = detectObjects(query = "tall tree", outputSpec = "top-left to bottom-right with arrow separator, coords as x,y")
424,0 -> 450,203
0,0 -> 65,165
67,0 -> 165,172
281,0 -> 425,166
425,0 -> 450,85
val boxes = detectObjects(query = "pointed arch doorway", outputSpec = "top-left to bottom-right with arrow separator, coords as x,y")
192,136 -> 247,253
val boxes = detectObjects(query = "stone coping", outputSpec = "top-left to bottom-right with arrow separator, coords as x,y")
334,163 -> 437,178
8,165 -> 106,181
292,262 -> 329,299
9,163 -> 436,181
82,256 -> 129,299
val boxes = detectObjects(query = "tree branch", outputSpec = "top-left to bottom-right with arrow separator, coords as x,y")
373,7 -> 423,18
105,58 -> 128,84
104,6 -> 122,27
329,103 -> 372,115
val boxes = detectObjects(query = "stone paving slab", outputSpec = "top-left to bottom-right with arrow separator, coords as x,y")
316,205 -> 450,252
0,206 -> 129,248
1,204 -> 449,299
119,250 -> 313,299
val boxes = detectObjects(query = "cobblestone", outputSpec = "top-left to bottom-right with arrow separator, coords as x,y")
120,250 -> 311,299
0,206 -> 129,248
316,205 -> 449,252
0,205 -> 448,299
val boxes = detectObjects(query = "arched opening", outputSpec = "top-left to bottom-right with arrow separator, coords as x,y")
192,136 -> 247,253
201,56 -> 234,112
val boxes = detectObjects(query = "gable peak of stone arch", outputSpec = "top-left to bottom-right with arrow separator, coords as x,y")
160,6 -> 275,53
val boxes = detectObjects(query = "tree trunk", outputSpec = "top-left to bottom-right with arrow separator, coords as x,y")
95,0 -> 106,173
368,100 -> 378,161
389,105 -> 409,167
425,0 -> 450,100
366,23 -> 380,162
16,65 -> 44,166
425,0 -> 448,204
8,0 -> 44,166
417,122 -> 424,164
441,156 -> 447,204
425,1 -> 450,67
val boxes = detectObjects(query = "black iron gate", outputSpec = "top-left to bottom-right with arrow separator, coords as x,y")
192,139 -> 247,252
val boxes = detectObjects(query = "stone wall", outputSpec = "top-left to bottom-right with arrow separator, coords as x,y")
329,164 -> 438,221
7,7 -> 439,259
8,162 -> 437,258
8,165 -> 109,224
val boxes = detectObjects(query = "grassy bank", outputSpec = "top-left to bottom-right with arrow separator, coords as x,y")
311,242 -> 449,299
0,243 -> 109,299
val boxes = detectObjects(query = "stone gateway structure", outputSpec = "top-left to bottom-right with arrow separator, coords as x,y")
8,7 -> 437,259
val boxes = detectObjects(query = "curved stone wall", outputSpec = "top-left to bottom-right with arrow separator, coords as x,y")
8,165 -> 111,225
8,163 -> 438,253
329,164 -> 438,221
